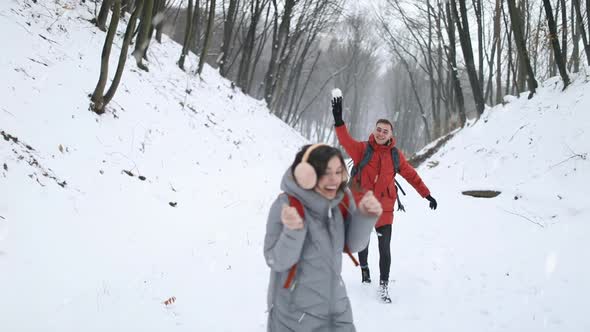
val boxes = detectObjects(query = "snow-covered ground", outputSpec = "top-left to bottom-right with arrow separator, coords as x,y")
348,75 -> 590,331
1,0 -> 589,331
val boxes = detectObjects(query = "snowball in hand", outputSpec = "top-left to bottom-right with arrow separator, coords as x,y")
331,88 -> 342,99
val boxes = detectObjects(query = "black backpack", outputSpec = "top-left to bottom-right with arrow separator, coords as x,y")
349,144 -> 407,212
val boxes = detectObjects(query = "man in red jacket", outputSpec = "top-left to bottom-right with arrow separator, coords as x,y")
331,96 -> 437,303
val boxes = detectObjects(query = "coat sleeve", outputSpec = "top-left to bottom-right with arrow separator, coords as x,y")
344,192 -> 378,252
263,194 -> 307,272
398,149 -> 430,198
335,125 -> 365,164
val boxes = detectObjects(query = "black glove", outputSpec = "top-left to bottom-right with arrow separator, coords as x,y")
331,97 -> 344,127
426,195 -> 437,210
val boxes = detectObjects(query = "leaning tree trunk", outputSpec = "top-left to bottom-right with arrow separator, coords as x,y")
264,0 -> 295,105
495,0 -> 502,104
451,0 -> 485,116
573,0 -> 590,65
445,1 -> 466,126
133,0 -> 154,71
155,0 -> 166,43
570,1 -> 580,72
561,0 -> 568,58
96,0 -> 113,31
197,0 -> 216,75
178,0 -> 194,71
542,0 -> 571,88
103,0 -> 144,105
506,0 -> 539,97
91,0 -> 121,114
236,0 -> 263,90
219,0 -> 239,77
473,0 -> 484,88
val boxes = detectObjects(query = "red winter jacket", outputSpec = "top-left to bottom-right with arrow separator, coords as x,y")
335,125 -> 430,228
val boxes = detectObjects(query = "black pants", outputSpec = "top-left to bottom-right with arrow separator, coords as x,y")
358,224 -> 392,282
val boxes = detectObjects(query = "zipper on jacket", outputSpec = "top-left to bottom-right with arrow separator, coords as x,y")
298,313 -> 306,323
328,205 -> 335,325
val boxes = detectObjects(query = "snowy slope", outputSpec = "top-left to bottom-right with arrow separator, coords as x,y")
343,76 -> 590,332
0,0 -> 305,330
2,0 -> 590,331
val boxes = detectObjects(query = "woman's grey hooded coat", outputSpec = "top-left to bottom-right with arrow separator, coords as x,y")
264,170 -> 378,331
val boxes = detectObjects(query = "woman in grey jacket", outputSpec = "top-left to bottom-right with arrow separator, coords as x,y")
264,144 -> 382,331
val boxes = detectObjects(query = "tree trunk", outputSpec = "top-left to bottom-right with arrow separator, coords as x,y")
427,0 -> 440,138
495,0 -> 502,104
393,46 -> 431,141
133,0 -> 154,71
573,0 -> 590,65
542,0 -> 571,88
192,0 -> 202,52
247,4 -> 273,94
445,1 -> 466,126
237,0 -> 262,90
506,0 -> 538,97
197,0 -> 216,75
96,0 -> 113,31
472,0 -> 484,88
104,0 -> 144,105
264,0 -> 296,104
178,0 -> 194,71
121,0 -> 130,14
155,0 -> 166,43
451,0 -> 485,115
561,0 -> 567,58
219,0 -> 238,76
91,0 -> 121,114
570,1 -> 580,72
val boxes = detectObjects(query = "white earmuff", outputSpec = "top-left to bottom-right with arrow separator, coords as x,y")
294,143 -> 327,189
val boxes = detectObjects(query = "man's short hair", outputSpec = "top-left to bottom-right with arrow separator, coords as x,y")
376,119 -> 393,131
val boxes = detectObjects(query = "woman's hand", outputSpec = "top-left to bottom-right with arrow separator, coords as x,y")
358,191 -> 382,216
281,205 -> 304,230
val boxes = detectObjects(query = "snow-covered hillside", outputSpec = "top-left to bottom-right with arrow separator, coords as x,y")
358,76 -> 590,331
1,0 -> 589,331
0,0 -> 304,330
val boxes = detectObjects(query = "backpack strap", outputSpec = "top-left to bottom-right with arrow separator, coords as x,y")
338,192 -> 349,219
283,195 -> 304,289
287,195 -> 305,219
339,193 -> 359,266
391,146 -> 401,174
391,147 -> 407,212
350,143 -> 373,180
283,194 -> 359,289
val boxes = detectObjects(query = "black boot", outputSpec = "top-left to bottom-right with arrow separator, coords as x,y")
379,280 -> 392,303
361,267 -> 371,284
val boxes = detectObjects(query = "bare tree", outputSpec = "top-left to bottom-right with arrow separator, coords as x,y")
450,0 -> 485,115
104,1 -> 145,104
198,0 -> 217,75
91,0 -> 121,114
178,0 -> 194,70
494,0 -> 502,104
573,0 -> 590,65
542,0 -> 570,88
91,0 -> 145,115
133,0 -> 154,71
96,0 -> 114,31
236,0 -> 268,89
506,0 -> 538,97
444,0 -> 466,126
219,0 -> 239,76
263,0 -> 296,104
